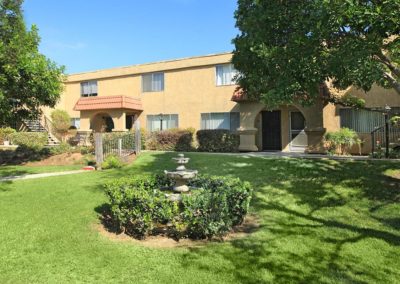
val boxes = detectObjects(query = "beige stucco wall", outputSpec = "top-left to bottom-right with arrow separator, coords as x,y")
44,51 -> 400,154
50,53 -> 239,132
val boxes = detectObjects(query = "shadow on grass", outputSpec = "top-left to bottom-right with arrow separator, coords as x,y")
96,152 -> 400,282
0,180 -> 13,192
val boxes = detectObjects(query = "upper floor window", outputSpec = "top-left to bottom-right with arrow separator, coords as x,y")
201,112 -> 240,131
80,81 -> 98,97
216,64 -> 237,86
142,72 -> 164,92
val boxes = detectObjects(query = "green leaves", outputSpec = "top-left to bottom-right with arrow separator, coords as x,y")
0,0 -> 64,125
233,0 -> 400,106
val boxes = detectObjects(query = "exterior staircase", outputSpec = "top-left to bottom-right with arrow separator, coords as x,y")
22,119 -> 60,146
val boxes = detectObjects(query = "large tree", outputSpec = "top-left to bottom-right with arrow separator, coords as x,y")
232,0 -> 400,108
0,0 -> 64,126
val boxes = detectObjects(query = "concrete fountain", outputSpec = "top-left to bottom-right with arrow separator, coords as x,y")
164,153 -> 198,201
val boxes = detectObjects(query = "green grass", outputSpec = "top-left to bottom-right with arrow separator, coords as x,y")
0,152 -> 399,283
0,164 -> 84,177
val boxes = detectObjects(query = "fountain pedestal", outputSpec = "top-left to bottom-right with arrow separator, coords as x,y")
164,154 -> 198,195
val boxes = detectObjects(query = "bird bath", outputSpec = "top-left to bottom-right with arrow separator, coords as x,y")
164,153 -> 198,194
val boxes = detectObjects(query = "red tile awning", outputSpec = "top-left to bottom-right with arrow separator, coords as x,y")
73,95 -> 143,111
231,88 -> 248,102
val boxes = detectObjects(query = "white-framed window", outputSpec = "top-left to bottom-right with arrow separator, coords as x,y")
70,118 -> 80,129
201,112 -> 240,131
80,81 -> 98,97
216,64 -> 237,86
340,107 -> 400,132
142,72 -> 164,92
147,114 -> 178,132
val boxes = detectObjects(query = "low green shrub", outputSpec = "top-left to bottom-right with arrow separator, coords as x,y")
49,142 -> 73,155
10,132 -> 48,150
146,128 -> 194,151
104,174 -> 252,240
370,145 -> 400,159
102,154 -> 124,169
196,129 -> 239,152
0,127 -> 16,144
80,146 -> 95,155
324,128 -> 361,155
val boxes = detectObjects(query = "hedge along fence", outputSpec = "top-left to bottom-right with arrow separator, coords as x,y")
145,128 -> 195,151
196,129 -> 240,152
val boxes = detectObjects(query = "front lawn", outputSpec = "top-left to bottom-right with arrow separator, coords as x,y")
0,152 -> 399,283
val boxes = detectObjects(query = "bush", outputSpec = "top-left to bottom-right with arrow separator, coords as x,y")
102,154 -> 124,169
49,142 -> 73,155
324,128 -> 361,155
51,109 -> 71,142
196,129 -> 239,152
10,132 -> 48,150
146,128 -> 194,151
104,175 -> 252,240
0,127 -> 16,144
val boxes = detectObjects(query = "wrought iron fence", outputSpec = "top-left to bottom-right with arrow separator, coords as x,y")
94,122 -> 141,165
371,124 -> 400,154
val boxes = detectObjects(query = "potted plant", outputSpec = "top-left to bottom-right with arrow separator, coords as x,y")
390,116 -> 400,128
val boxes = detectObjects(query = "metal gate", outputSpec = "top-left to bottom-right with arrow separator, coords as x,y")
94,121 -> 141,165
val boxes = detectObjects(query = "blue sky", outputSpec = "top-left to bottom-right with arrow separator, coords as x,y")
23,0 -> 238,74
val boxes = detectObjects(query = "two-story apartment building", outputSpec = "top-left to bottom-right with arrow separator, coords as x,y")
47,52 -> 400,154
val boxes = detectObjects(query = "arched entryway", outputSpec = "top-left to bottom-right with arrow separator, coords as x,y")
91,113 -> 115,132
252,105 -> 309,152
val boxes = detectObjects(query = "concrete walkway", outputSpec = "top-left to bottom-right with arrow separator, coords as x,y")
0,170 -> 90,182
143,150 -> 398,162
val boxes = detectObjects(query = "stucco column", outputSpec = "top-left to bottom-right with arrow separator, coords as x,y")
238,127 -> 259,151
296,99 -> 326,153
112,110 -> 128,132
79,111 -> 91,132
237,102 -> 265,152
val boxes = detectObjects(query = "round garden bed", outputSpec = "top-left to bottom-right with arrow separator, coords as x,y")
101,174 -> 253,242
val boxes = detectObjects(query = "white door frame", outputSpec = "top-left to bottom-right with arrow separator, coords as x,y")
289,111 -> 308,152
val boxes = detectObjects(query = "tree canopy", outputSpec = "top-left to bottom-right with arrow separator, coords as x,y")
232,0 -> 400,108
0,0 -> 64,126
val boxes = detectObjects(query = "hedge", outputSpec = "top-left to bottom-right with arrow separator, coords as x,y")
145,128 -> 194,151
0,127 -> 16,144
11,132 -> 48,150
104,174 -> 253,240
196,129 -> 239,152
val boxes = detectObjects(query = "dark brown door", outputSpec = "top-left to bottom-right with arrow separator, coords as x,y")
262,110 -> 282,150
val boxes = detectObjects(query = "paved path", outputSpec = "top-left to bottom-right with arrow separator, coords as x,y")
0,170 -> 90,182
143,150 -> 399,161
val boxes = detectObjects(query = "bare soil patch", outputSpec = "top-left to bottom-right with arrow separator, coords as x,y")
95,214 -> 260,249
25,152 -> 84,166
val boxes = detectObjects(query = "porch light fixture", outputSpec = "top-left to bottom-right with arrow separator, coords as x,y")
383,105 -> 391,158
158,113 -> 164,131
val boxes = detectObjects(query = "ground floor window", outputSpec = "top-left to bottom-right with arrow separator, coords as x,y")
147,114 -> 178,132
201,112 -> 240,131
340,109 -> 385,133
70,118 -> 80,129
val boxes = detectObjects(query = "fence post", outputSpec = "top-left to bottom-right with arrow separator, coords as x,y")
118,138 -> 122,156
94,133 -> 103,167
135,120 -> 141,155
